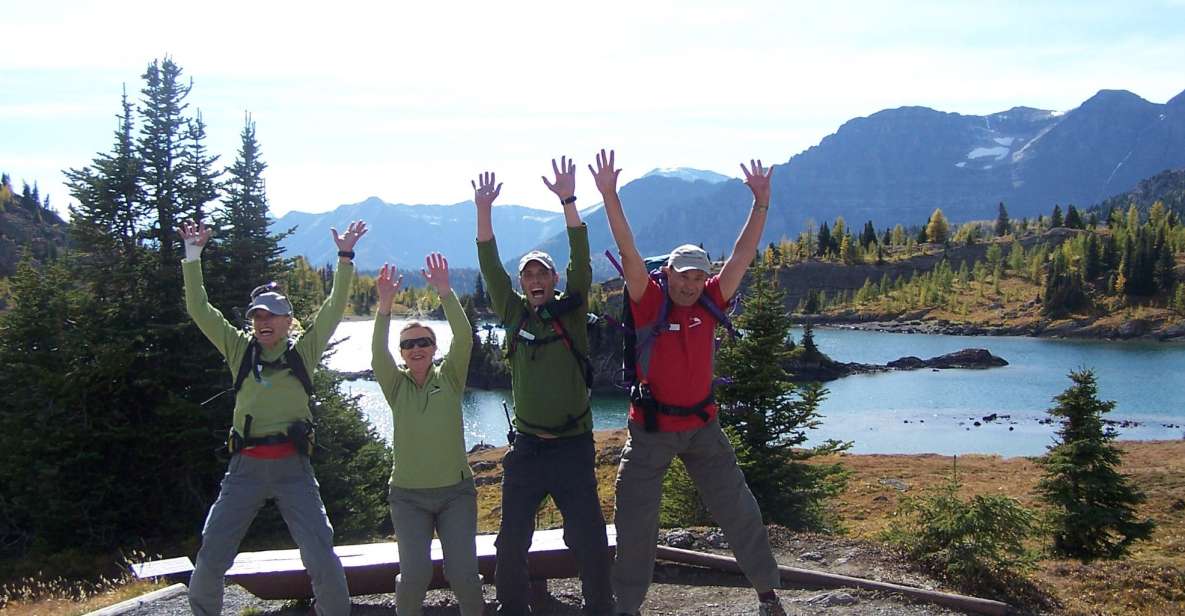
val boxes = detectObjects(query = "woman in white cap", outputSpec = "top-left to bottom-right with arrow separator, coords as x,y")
371,252 -> 483,616
178,218 -> 366,616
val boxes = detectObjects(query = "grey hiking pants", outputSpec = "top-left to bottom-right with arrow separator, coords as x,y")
495,431 -> 613,615
388,477 -> 484,616
188,453 -> 350,616
612,418 -> 780,614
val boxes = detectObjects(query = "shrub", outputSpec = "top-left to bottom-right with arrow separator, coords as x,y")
883,460 -> 1038,593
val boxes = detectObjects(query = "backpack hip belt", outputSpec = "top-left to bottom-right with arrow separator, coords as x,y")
630,381 -> 714,432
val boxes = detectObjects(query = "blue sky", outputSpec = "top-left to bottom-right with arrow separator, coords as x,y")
2,0 -> 1184,217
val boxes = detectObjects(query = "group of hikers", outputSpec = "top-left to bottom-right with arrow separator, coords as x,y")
177,148 -> 786,616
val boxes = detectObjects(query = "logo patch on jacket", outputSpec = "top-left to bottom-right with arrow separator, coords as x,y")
688,317 -> 703,329
429,385 -> 442,396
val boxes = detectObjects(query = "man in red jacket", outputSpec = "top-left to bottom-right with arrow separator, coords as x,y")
589,149 -> 787,616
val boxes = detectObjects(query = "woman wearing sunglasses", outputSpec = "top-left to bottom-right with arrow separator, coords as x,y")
372,252 -> 483,616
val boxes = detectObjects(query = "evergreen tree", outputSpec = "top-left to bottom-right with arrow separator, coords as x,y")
1083,234 -> 1101,282
816,222 -> 832,257
860,220 -> 877,249
1035,370 -> 1154,559
1042,249 -> 1087,315
716,260 -> 848,530
177,110 -> 221,225
1064,205 -> 1083,229
65,88 -> 148,285
209,113 -> 288,317
925,209 -> 949,244
138,57 -> 191,269
1050,204 -> 1064,228
474,274 -> 488,310
994,202 -> 1011,236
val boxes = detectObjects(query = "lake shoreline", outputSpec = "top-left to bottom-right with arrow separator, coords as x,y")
799,311 -> 1185,343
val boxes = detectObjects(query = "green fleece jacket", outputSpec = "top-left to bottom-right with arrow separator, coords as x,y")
183,258 -> 354,438
477,224 -> 592,437
371,290 -> 474,489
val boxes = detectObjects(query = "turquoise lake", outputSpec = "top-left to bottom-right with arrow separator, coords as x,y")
330,319 -> 1185,457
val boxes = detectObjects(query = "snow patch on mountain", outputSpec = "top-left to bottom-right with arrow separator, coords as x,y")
967,146 -> 1010,160
643,167 -> 730,184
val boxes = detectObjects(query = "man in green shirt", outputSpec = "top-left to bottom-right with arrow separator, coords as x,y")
474,162 -> 612,615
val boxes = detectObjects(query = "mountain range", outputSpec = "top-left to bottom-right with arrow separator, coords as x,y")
273,87 -> 1185,276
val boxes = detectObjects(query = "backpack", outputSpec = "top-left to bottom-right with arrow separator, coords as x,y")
225,338 -> 318,455
605,250 -> 739,431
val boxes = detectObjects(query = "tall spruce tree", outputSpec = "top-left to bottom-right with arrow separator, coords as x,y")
65,88 -> 147,289
1064,205 -> 1083,229
177,110 -> 221,225
994,202 -> 1011,237
138,57 -> 191,270
1050,204 -> 1064,228
716,257 -> 848,530
1035,370 -> 1154,559
209,113 -> 287,317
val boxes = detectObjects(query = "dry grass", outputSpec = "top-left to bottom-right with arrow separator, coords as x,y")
0,574 -> 164,616
815,439 -> 1185,615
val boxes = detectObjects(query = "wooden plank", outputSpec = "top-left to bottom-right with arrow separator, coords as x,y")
654,545 -> 1012,616
129,557 -> 193,583
128,525 -> 618,600
82,583 -> 188,616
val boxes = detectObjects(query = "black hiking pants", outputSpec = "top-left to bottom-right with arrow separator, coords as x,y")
494,431 -> 613,615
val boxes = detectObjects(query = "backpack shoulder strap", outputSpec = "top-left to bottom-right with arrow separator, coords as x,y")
233,339 -> 261,394
632,272 -> 672,381
284,342 -> 316,398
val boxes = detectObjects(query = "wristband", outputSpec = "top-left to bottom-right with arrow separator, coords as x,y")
561,195 -> 577,205
184,242 -> 204,261
338,250 -> 355,259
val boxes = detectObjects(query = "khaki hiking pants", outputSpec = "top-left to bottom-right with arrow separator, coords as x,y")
188,453 -> 350,616
388,477 -> 484,616
611,418 -> 780,614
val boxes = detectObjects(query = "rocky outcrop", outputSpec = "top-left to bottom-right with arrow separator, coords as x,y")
788,348 -> 1008,382
887,348 -> 1008,369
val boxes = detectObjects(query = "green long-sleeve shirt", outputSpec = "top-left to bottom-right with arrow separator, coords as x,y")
372,290 -> 474,489
477,224 -> 592,437
183,257 -> 354,438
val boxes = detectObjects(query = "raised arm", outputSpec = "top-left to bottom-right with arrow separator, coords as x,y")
542,155 -> 582,228
371,262 -> 403,387
423,252 -> 473,389
473,171 -> 500,243
473,172 -> 521,325
299,220 -> 367,361
718,159 -> 773,301
178,220 -> 246,359
590,149 -> 648,303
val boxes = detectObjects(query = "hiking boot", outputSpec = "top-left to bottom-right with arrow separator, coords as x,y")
758,595 -> 787,616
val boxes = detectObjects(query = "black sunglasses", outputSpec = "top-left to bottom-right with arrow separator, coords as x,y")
399,337 -> 436,350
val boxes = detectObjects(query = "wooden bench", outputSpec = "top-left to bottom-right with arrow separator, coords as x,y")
132,525 -> 618,599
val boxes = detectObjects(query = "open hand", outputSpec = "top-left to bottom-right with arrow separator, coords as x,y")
421,252 -> 451,295
588,148 -> 621,195
376,263 -> 403,307
332,220 -> 368,252
542,156 -> 576,201
178,220 -> 213,248
472,172 -> 501,210
741,159 -> 773,207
